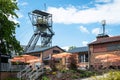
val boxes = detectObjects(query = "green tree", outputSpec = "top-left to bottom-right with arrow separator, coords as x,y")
0,0 -> 23,55
68,46 -> 76,51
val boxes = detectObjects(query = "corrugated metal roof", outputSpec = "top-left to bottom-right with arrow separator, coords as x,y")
24,46 -> 65,54
68,46 -> 88,53
26,46 -> 51,53
89,35 -> 120,45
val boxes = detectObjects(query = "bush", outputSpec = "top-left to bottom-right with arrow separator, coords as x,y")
60,69 -> 68,73
69,55 -> 77,70
93,70 -> 120,80
77,70 -> 95,78
41,76 -> 50,80
71,75 -> 79,79
69,69 -> 77,73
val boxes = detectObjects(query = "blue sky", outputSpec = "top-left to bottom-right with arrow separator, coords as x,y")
14,0 -> 120,50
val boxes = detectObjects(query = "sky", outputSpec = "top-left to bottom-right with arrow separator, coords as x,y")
14,0 -> 120,50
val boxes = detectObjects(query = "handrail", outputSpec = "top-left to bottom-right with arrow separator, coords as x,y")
17,65 -> 32,78
17,63 -> 44,80
29,66 -> 44,80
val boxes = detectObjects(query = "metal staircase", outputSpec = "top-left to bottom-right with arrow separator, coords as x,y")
17,63 -> 44,80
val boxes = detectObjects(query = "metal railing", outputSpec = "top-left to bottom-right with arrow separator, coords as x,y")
17,63 -> 44,80
0,63 -> 27,71
0,63 -> 10,71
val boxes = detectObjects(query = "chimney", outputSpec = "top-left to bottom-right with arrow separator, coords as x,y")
96,34 -> 109,40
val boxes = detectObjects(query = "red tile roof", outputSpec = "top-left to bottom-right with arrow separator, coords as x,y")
89,35 -> 120,45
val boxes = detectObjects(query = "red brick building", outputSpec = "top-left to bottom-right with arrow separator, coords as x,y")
25,46 -> 65,64
89,35 -> 120,69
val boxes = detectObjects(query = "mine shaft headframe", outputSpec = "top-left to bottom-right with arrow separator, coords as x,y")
30,10 -> 55,46
33,9 -> 50,16
24,10 -> 54,52
28,9 -> 52,28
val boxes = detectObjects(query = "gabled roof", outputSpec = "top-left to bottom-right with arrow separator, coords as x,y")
21,45 -> 41,50
68,46 -> 88,53
25,46 -> 65,54
89,35 -> 120,45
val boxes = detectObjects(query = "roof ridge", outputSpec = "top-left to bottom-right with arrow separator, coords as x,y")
89,35 -> 120,45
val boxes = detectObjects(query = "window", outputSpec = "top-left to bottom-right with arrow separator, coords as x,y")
53,50 -> 60,53
79,54 -> 88,62
107,44 -> 120,51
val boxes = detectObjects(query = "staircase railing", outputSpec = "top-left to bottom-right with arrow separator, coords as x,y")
17,63 -> 44,80
28,65 -> 44,80
17,64 -> 32,80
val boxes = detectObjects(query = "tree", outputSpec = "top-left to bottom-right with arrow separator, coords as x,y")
69,54 -> 78,70
68,46 -> 76,51
0,0 -> 23,55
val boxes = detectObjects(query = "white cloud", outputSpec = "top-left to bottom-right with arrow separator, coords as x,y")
92,28 -> 101,35
61,46 -> 70,51
82,41 -> 88,46
47,0 -> 120,24
16,12 -> 24,18
79,26 -> 89,33
20,2 -> 28,6
95,0 -> 112,3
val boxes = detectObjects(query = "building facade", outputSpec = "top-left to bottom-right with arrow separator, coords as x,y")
68,46 -> 89,69
89,35 -> 120,69
25,46 -> 65,64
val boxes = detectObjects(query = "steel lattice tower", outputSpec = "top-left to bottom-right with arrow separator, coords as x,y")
24,10 -> 54,52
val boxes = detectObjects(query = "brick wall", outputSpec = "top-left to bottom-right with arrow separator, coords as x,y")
1,72 -> 18,80
89,44 -> 120,69
43,47 -> 64,58
28,46 -> 64,60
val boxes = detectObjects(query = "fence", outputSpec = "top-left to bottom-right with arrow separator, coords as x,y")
0,63 -> 10,71
0,63 -> 27,71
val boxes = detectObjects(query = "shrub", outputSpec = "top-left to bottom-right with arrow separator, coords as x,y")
60,69 -> 68,73
77,70 -> 95,78
93,70 -> 120,80
69,69 -> 77,73
52,71 -> 57,75
41,76 -> 50,80
69,55 -> 77,70
71,75 -> 79,79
